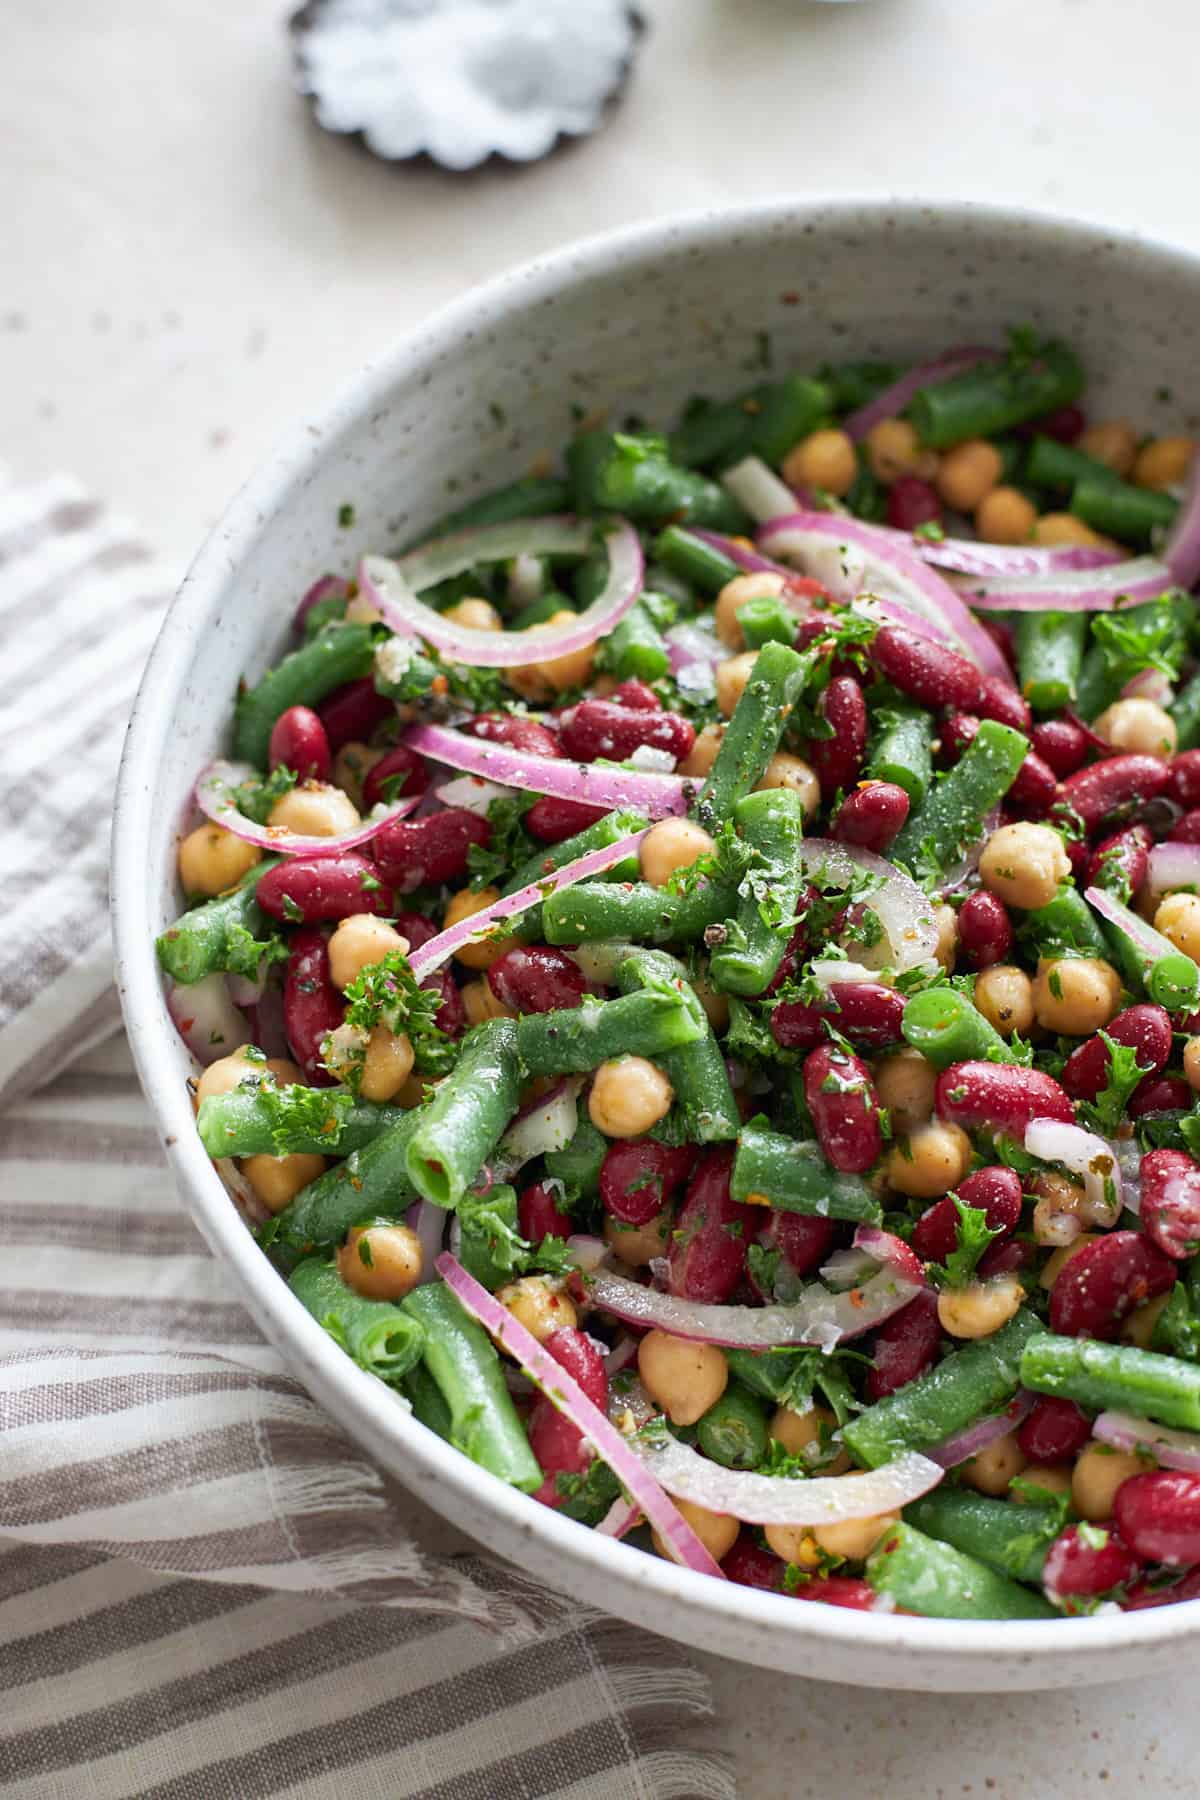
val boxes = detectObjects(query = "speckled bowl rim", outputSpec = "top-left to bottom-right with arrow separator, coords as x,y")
112,196 -> 1200,1683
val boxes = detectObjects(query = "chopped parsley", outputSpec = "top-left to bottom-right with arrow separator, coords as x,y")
341,948 -> 458,1076
925,1193 -> 1003,1289
1078,1032 -> 1149,1136
467,792 -> 535,890
230,764 -> 298,825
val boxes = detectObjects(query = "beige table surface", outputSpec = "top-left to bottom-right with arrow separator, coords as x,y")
8,0 -> 1200,1791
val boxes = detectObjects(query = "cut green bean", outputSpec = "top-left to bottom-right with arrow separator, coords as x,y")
669,376 -> 831,471
890,721 -> 1029,876
514,986 -> 704,1079
543,875 -> 739,948
405,1020 -> 522,1208
908,343 -> 1084,450
821,359 -> 900,414
156,858 -> 282,986
289,1258 -> 426,1383
603,601 -> 671,682
866,1522 -> 1056,1621
1025,435 -> 1118,494
1018,883 -> 1111,962
1173,668 -> 1200,752
302,591 -> 349,638
269,1111 -> 425,1250
731,1123 -> 883,1223
615,949 -> 740,1143
1072,475 -> 1177,548
401,1283 -> 542,1491
197,1083 -> 408,1160
567,431 -> 748,533
426,475 -> 571,539
403,1362 -> 454,1440
233,622 -> 376,767
710,788 -> 808,996
695,1383 -> 770,1470
904,1489 -> 1058,1586
694,640 -> 808,831
1014,610 -> 1088,713
865,703 -> 934,808
511,591 -> 575,632
736,592 -> 799,649
543,1117 -> 608,1197
1021,1333 -> 1200,1431
900,988 -> 1022,1070
652,526 -> 741,596
505,810 -> 648,940
1088,888 -> 1200,1013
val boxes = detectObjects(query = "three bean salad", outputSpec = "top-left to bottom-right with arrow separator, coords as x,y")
161,334 -> 1200,1621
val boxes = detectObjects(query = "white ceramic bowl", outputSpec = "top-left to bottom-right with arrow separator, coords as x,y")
113,198 -> 1200,1690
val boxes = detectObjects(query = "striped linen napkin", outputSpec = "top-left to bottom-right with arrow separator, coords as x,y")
0,475 -> 732,1799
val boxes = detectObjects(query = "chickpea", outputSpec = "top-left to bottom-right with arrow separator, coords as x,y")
441,596 -> 502,633
195,1045 -> 284,1106
640,818 -> 716,889
1031,1171 -> 1090,1246
638,1329 -> 728,1426
770,1404 -> 850,1475
1133,434 -> 1195,491
652,1497 -> 739,1565
936,439 -> 1003,513
344,590 -> 382,626
590,673 -> 620,699
178,824 -> 261,898
461,979 -> 515,1026
1184,1035 -> 1200,1093
1010,1463 -> 1073,1503
782,428 -> 858,499
1032,513 -> 1108,549
496,1274 -> 578,1343
1079,419 -> 1138,477
677,722 -> 724,779
975,486 -> 1036,546
1155,892 -> 1200,962
1072,1442 -> 1151,1522
505,609 -> 596,701
1122,1291 -> 1172,1350
328,915 -> 410,992
589,1056 -> 674,1137
692,972 -> 730,1036
265,1056 -> 304,1086
886,1122 -> 972,1200
763,1523 -> 821,1568
358,1026 -> 415,1103
331,741 -> 384,809
973,964 -> 1036,1038
960,1430 -> 1026,1498
1032,956 -> 1122,1037
979,821 -> 1071,912
604,1209 -> 670,1268
932,903 -> 958,973
1039,1233 -> 1096,1291
865,418 -> 937,485
268,782 -> 361,838
337,1222 -> 424,1301
1093,697 -> 1177,760
873,1047 -> 937,1133
937,1275 -> 1025,1341
716,651 -> 760,719
241,1151 -> 326,1213
754,753 -> 820,819
395,1069 -> 435,1109
714,572 -> 786,651
813,1479 -> 900,1562
442,885 -> 514,970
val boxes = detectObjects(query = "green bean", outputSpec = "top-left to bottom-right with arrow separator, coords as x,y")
233,622 -> 376,767
567,431 -> 748,533
269,1112 -> 424,1250
843,1310 -> 1043,1468
669,376 -> 831,471
889,721 -> 1029,876
710,788 -> 807,997
695,1382 -> 770,1470
1173,669 -> 1200,752
1018,883 -> 1111,961
514,986 -> 704,1079
694,640 -> 808,831
197,1083 -> 408,1160
505,811 -> 648,940
1021,1333 -> 1200,1431
455,1185 -> 523,1290
843,456 -> 888,523
615,949 -> 740,1143
866,1522 -> 1056,1621
1025,435 -> 1117,494
401,1283 -> 542,1491
904,1488 -> 1059,1586
1074,642 -> 1123,723
908,343 -> 1084,450
652,526 -> 741,596
736,592 -> 799,649
731,1122 -> 883,1223
542,875 -> 739,948
289,1259 -> 426,1383
403,1362 -> 454,1440
1088,889 -> 1200,1013
865,703 -> 934,807
603,601 -> 671,682
426,475 -> 571,539
1072,475 -> 1177,548
669,395 -> 751,471
900,988 -> 1022,1070
1014,610 -> 1088,713
405,1020 -> 522,1208
155,858 -> 282,986
821,359 -> 900,415
302,591 -> 349,638
511,591 -> 575,632
543,1117 -> 607,1197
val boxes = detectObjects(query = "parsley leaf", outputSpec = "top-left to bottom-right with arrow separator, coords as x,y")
342,949 -> 458,1075
467,792 -> 535,890
230,764 -> 298,825
1078,1031 -> 1150,1136
925,1193 -> 1003,1289
224,921 -> 289,981
252,1083 -> 358,1155
554,1460 -> 621,1525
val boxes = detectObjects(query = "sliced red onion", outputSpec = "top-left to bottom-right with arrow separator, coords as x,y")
294,573 -> 350,633
195,758 -> 419,856
665,622 -> 722,674
507,552 -> 545,609
805,958 -> 877,990
688,528 -> 796,579
868,524 -> 1119,579
434,773 -> 515,816
585,1264 -> 923,1349
214,1154 -> 271,1228
1121,667 -> 1175,707
758,511 -> 1011,683
565,1234 -> 610,1276
498,1078 -> 582,1170
1086,885 -> 1176,970
842,345 -> 1002,442
407,828 -> 649,983
937,807 -> 1001,897
853,1224 -> 926,1286
596,1496 -> 642,1539
1148,842 -> 1200,895
721,456 -> 805,526
1025,1117 -> 1122,1226
1110,1136 -> 1143,1216
225,967 -> 268,1009
168,975 -> 249,1066
795,839 -> 939,975
963,555 -> 1174,613
603,1332 -> 640,1378
436,1253 -> 726,1578
1165,460 -> 1200,591
360,516 -> 642,669
819,1247 -> 878,1291
924,1391 -> 1036,1471
407,1199 -> 447,1283
403,723 -> 693,820
632,1428 -> 943,1525
1094,1410 -> 1200,1474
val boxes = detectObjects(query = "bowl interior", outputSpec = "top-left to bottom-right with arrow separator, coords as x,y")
114,199 -> 1200,1689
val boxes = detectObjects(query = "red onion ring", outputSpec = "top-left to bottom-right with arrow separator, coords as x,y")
195,758 -> 420,857
585,1265 -> 923,1350
867,523 -> 1119,578
403,722 -> 693,819
852,1224 -> 926,1287
1165,458 -> 1200,591
1094,1409 -> 1200,1475
596,1496 -> 642,1539
842,345 -> 1003,442
1025,1117 -> 1122,1226
1148,842 -> 1200,895
962,554 -> 1174,612
924,1391 -> 1036,1471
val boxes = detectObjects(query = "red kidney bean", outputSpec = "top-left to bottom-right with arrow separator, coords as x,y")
977,1236 -> 1032,1280
529,1327 -> 609,1483
1023,404 -> 1086,444
977,677 -> 1033,734
283,928 -> 343,1084
1032,716 -> 1090,778
488,945 -> 587,1015
1049,1230 -> 1176,1339
524,794 -> 610,843
611,679 -> 661,711
519,1180 -> 574,1244
467,712 -> 562,758
935,1061 -> 1073,1135
1128,1074 -> 1192,1118
941,715 -> 1055,816
668,1147 -> 757,1303
832,781 -> 910,854
372,807 -> 490,893
1064,836 -> 1090,883
1060,755 -> 1172,834
391,911 -> 437,950
1139,1149 -> 1200,1260
939,713 -> 981,765
764,895 -> 822,996
957,891 -> 1013,969
257,853 -> 394,924
1017,1396 -> 1092,1464
318,678 -> 394,750
601,1139 -> 695,1227
1168,750 -> 1200,812
361,744 -> 430,808
1169,808 -> 1200,845
806,675 -> 869,799
886,475 -> 942,532
1085,824 -> 1152,898
722,1534 -> 785,1592
1060,1003 -> 1172,1103
771,982 -> 905,1053
910,1166 -> 1022,1265
869,624 -> 984,714
865,1289 -> 941,1401
760,1210 -> 836,1280
559,699 -> 694,765
268,705 -> 332,783
1123,1565 -> 1200,1610
802,1043 -> 883,1174
794,1576 -> 880,1611
1043,1525 -> 1142,1600
1115,1471 -> 1200,1567
422,965 -> 465,1039
792,611 -> 839,653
